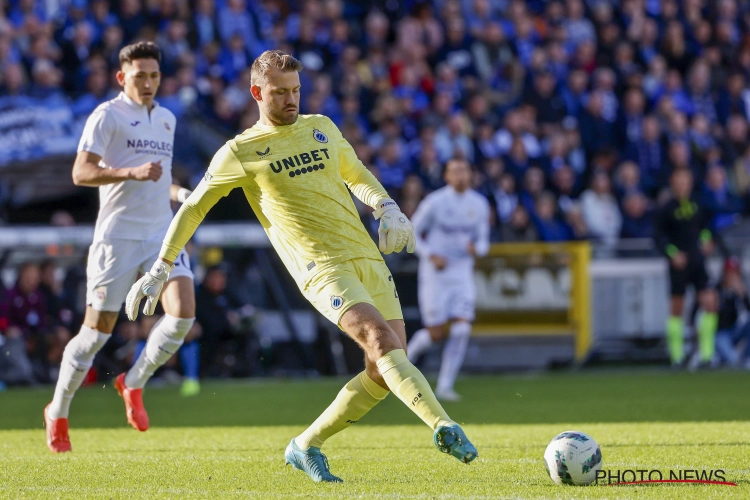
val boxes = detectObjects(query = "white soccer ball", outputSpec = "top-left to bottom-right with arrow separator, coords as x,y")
543,430 -> 602,485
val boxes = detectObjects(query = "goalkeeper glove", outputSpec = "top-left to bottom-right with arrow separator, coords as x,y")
125,259 -> 173,320
373,198 -> 416,254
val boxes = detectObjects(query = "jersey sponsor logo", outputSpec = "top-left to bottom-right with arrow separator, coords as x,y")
130,121 -> 140,126
126,138 -> 173,156
257,147 -> 271,158
204,171 -> 213,182
312,129 -> 328,143
268,148 -> 330,178
331,295 -> 344,310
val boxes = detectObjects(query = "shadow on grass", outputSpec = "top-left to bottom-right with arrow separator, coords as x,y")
1,370 -> 749,430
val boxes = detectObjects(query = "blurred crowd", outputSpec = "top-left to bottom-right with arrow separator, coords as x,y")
0,257 -> 262,387
4,0 -> 750,243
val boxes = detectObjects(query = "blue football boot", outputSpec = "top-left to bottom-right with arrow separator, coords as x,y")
284,439 -> 343,483
434,424 -> 479,464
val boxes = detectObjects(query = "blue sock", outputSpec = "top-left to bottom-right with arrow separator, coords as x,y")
132,340 -> 147,367
180,341 -> 200,379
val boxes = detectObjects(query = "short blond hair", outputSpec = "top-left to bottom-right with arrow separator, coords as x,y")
250,50 -> 303,86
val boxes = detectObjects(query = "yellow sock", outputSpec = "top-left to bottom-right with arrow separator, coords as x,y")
296,371 -> 388,449
376,349 -> 453,430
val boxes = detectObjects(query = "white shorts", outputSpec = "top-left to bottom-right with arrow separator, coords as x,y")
418,279 -> 476,327
86,239 -> 193,312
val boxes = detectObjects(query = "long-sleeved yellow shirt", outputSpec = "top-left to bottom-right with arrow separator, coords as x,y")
160,114 -> 389,287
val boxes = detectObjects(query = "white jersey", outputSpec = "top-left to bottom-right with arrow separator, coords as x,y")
412,185 -> 491,283
78,92 -> 176,242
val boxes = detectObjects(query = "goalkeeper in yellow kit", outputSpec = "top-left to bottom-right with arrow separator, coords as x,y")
125,50 -> 477,482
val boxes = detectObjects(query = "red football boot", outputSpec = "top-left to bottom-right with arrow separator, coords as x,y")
44,404 -> 71,453
115,373 -> 149,431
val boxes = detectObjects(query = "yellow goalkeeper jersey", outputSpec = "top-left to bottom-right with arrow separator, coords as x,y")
160,114 -> 389,287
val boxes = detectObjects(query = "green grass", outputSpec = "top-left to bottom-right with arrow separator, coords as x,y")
1,370 -> 749,498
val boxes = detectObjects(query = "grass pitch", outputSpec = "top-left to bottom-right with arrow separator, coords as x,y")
1,369 -> 749,498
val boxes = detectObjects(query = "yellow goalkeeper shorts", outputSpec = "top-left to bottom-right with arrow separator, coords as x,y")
302,258 -> 403,327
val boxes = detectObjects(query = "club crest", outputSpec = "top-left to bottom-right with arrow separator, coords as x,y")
331,295 -> 344,309
313,129 -> 328,143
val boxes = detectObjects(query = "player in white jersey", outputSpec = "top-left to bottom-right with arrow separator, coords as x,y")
44,42 -> 196,453
407,158 -> 491,402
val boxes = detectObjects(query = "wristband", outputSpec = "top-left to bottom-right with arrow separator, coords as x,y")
373,198 -> 398,219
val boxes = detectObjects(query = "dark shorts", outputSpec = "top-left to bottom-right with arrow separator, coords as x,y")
669,257 -> 709,296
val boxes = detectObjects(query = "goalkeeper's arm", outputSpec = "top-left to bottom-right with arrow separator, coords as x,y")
125,184 -> 223,320
160,183 -> 222,264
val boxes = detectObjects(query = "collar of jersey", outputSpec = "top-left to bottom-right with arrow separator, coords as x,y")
252,118 -> 302,132
118,91 -> 159,111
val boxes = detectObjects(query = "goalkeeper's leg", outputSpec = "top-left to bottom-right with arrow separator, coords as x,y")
341,303 -> 478,463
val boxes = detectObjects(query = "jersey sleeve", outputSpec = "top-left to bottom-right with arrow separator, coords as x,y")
160,143 -> 248,261
411,194 -> 436,258
474,197 -> 492,257
330,118 -> 389,207
78,107 -> 116,157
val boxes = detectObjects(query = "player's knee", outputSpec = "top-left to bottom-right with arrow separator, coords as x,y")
427,325 -> 447,341
357,322 -> 401,358
84,308 -> 118,333
449,321 -> 471,338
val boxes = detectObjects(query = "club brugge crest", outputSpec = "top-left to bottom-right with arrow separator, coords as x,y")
331,295 -> 343,310
313,129 -> 328,143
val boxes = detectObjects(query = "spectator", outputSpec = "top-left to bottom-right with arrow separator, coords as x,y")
620,192 -> 654,239
0,263 -> 48,383
561,68 -> 589,117
701,165 -> 744,232
614,161 -> 642,202
519,166 -> 545,212
579,91 -> 617,155
581,170 -> 622,246
434,112 -> 474,163
551,165 -> 579,214
686,60 -> 717,124
618,88 -> 646,148
689,113 -> 717,159
60,21 -> 93,92
626,115 -> 664,196
191,0 -> 219,48
714,257 -> 750,368
195,265 -> 243,377
488,172 -> 518,225
521,68 -> 566,132
218,0 -> 263,57
721,115 -> 749,166
564,0 -> 596,48
501,205 -> 538,242
716,72 -> 748,125
532,192 -> 571,242
375,139 -> 411,191
493,109 -> 542,159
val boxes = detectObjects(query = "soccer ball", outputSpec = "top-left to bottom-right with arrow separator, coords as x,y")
543,431 -> 602,485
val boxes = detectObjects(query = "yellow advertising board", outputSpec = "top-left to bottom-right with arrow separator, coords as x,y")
473,242 -> 592,361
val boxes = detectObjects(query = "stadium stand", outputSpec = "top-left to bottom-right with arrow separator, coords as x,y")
3,0 -> 750,381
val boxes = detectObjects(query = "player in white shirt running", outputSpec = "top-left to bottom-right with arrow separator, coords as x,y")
44,42 -> 196,453
407,158 -> 491,402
